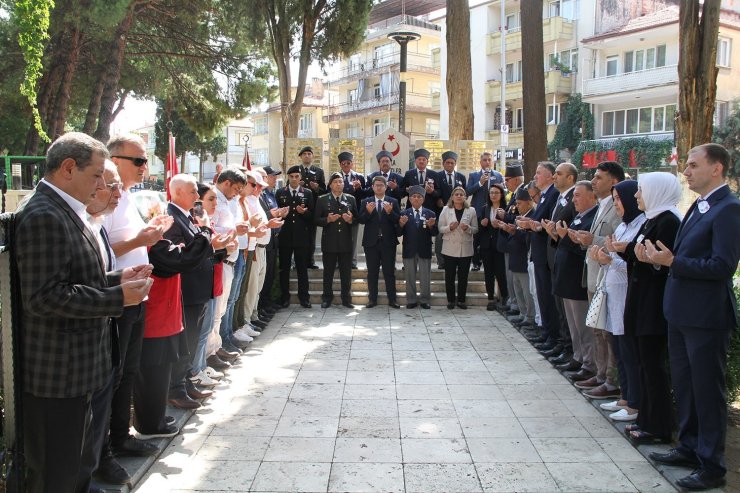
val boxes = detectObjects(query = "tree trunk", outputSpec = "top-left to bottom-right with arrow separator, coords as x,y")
676,0 -> 720,170
48,27 -> 83,141
83,75 -> 105,135
445,0 -> 474,144
520,0 -> 548,179
23,36 -> 65,155
93,3 -> 137,143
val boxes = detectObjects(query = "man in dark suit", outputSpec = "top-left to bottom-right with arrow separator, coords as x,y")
367,150 -> 403,203
539,163 -> 577,366
338,151 -> 366,269
276,165 -> 314,308
647,143 -> 740,491
516,161 -> 561,348
466,152 -> 504,270
164,174 -> 229,409
315,172 -> 358,308
297,146 -> 326,268
257,166 -> 287,316
552,181 -> 598,383
358,175 -> 401,308
401,148 -> 440,213
435,150 -> 467,268
14,132 -> 152,493
398,185 -> 438,309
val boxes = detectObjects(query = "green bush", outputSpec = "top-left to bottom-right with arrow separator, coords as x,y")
728,273 -> 740,403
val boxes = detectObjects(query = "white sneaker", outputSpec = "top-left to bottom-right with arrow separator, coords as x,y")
204,366 -> 224,379
609,408 -> 638,421
600,400 -> 627,412
240,325 -> 261,337
233,330 -> 254,343
189,370 -> 219,387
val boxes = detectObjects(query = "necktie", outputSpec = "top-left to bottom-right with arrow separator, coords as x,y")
415,210 -> 420,221
383,173 -> 387,179
377,199 -> 382,216
448,173 -> 452,186
292,189 -> 297,199
345,174 -> 350,185
419,171 -> 424,184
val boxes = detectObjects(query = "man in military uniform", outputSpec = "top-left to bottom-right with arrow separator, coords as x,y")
338,151 -> 366,269
436,150 -> 467,268
398,185 -> 438,309
275,165 -> 313,308
367,150 -> 403,203
297,146 -> 326,268
314,172 -> 358,308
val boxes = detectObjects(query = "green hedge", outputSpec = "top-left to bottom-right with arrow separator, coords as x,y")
572,137 -> 673,172
728,273 -> 740,403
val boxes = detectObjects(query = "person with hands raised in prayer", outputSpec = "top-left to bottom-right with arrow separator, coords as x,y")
398,186 -> 438,309
438,186 -> 479,309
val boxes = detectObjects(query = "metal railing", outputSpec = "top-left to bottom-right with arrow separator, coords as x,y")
328,51 -> 439,83
583,65 -> 678,97
325,92 -> 436,120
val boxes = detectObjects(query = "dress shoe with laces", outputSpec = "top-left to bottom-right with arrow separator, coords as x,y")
555,360 -> 582,372
366,301 -> 377,308
186,382 -> 213,400
534,341 -> 556,351
111,436 -> 159,457
342,302 -> 355,309
487,301 -> 496,311
447,303 -> 455,309
566,368 -> 595,382
676,470 -> 725,490
406,303 -> 418,309
321,301 -> 331,308
649,449 -> 701,469
168,396 -> 201,409
95,455 -> 131,484
308,264 -> 319,269
206,354 -> 231,371
389,302 -> 400,309
540,344 -> 563,357
457,302 -> 468,309
300,301 -> 312,308
216,347 -> 239,361
251,319 -> 267,330
549,352 -> 571,364
420,303 -> 431,309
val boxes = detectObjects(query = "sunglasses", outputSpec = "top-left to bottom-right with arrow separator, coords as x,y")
105,182 -> 123,192
112,155 -> 148,167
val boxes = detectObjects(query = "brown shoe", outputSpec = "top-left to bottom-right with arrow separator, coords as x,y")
574,376 -> 601,389
583,384 -> 621,400
187,384 -> 213,400
216,347 -> 239,361
168,397 -> 201,409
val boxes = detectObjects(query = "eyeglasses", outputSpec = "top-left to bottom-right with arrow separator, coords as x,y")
105,182 -> 122,192
246,181 -> 256,187
112,155 -> 148,167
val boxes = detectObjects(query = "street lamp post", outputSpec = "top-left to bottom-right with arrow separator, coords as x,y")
388,31 -> 420,135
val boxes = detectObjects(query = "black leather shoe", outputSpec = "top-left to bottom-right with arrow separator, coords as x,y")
420,303 -> 431,309
471,265 -> 481,271
321,301 -> 331,308
308,264 -> 319,269
258,310 -> 273,320
206,354 -> 231,371
649,449 -> 701,468
389,302 -> 400,309
534,341 -> 556,351
406,303 -> 418,309
556,360 -> 582,372
342,302 -> 355,309
352,262 -> 358,269
447,303 -> 455,309
366,301 -> 377,308
676,470 -> 726,490
111,436 -> 159,457
549,352 -> 572,365
168,396 -> 201,409
540,344 -> 563,357
566,368 -> 595,382
300,301 -> 312,308
457,302 -> 467,309
262,306 -> 277,315
251,319 -> 267,330
95,455 -> 131,484
279,300 -> 291,308
487,301 -> 496,311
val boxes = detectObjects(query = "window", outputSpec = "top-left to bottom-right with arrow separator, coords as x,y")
602,112 -> 614,136
548,1 -> 560,18
346,122 -> 360,138
373,84 -> 381,99
349,54 -> 361,73
426,119 -> 440,138
639,108 -> 652,133
656,45 -> 666,67
253,117 -> 268,135
614,110 -> 625,135
515,108 -> 524,130
606,56 -> 618,76
561,0 -> 576,19
715,101 -> 729,126
298,113 -> 313,135
625,45 -> 666,73
665,104 -> 676,131
717,37 -> 731,67
373,118 -> 386,136
506,12 -> 519,30
653,106 -> 665,132
602,104 -> 677,136
646,48 -> 656,69
570,50 -> 578,72
374,43 -> 396,67
547,104 -> 560,125
505,63 -> 514,83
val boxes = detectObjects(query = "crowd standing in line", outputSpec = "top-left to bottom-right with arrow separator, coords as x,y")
12,132 -> 739,492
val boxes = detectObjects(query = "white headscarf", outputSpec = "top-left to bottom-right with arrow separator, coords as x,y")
637,172 -> 683,220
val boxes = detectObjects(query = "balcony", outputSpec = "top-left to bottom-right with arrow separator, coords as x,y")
485,129 -> 525,148
486,71 -> 571,104
487,16 -> 574,55
323,92 -> 437,123
328,51 -> 440,86
583,65 -> 678,100
365,14 -> 441,41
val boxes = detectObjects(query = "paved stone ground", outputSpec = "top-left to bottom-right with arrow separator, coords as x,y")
133,305 -> 678,493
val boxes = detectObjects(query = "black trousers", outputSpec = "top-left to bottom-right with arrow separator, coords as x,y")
533,262 -> 560,340
554,294 -> 573,352
471,230 -> 482,267
279,246 -> 309,303
480,247 -> 507,301
23,391 -> 94,493
322,251 -> 352,303
669,324 -> 731,478
443,255 -> 471,303
88,372 -> 115,482
169,303 -> 206,399
635,334 -> 672,440
259,245 -> 278,309
107,303 -> 145,446
365,244 -> 397,303
133,359 -> 172,435
614,334 -> 641,409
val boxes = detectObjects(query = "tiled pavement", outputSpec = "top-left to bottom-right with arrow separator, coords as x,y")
133,306 -> 677,493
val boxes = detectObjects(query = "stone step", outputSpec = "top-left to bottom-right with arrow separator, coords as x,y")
289,278 -> 489,294
296,262 -> 486,281
288,291 -> 492,306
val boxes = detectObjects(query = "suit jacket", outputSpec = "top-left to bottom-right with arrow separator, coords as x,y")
341,171 -> 368,204
583,197 -> 621,291
438,206 -> 479,258
358,196 -> 400,248
664,185 -> 740,330
506,208 -> 533,273
275,186 -> 314,248
314,193 -> 358,253
258,193 -> 278,251
14,181 -> 124,398
299,165 -> 326,203
439,171 -> 467,205
401,168 -> 441,211
546,188 -> 576,269
366,170 -> 403,202
477,204 -> 505,252
621,210 -> 681,337
398,207 -> 438,258
466,169 -> 504,211
164,203 -> 217,305
553,206 -> 597,300
528,184 -> 560,266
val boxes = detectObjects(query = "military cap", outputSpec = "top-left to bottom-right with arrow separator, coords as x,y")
298,146 -> 313,156
408,185 -> 426,197
413,148 -> 430,159
515,187 -> 532,201
505,163 -> 524,178
376,150 -> 393,162
338,151 -> 353,162
287,165 -> 301,175
441,151 -> 458,162
328,171 -> 344,185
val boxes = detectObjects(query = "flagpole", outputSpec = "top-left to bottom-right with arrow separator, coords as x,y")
242,134 -> 252,171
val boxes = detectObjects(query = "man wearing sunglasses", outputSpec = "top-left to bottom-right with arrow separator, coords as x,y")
100,135 -> 173,473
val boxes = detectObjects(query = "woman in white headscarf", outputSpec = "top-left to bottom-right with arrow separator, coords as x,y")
611,172 -> 682,442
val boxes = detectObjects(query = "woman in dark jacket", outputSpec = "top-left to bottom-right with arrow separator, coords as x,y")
478,183 -> 509,311
614,172 -> 682,442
